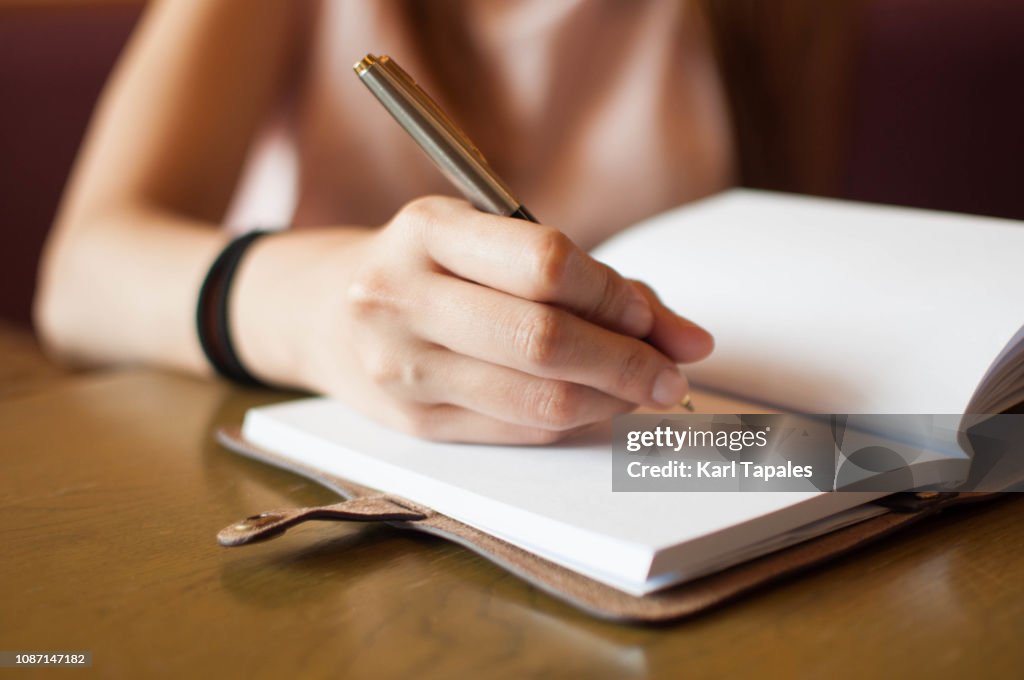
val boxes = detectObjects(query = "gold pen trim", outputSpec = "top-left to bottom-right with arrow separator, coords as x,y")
353,53 -> 521,215
376,56 -> 491,168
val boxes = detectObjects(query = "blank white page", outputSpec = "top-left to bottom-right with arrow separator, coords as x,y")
593,190 -> 1024,413
242,393 -> 882,595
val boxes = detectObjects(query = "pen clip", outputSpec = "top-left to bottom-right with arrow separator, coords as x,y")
375,55 -> 491,168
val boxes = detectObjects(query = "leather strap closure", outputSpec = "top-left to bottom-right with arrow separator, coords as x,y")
217,495 -> 427,546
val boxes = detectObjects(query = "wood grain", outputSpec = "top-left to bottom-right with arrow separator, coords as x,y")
1,370 -> 1022,679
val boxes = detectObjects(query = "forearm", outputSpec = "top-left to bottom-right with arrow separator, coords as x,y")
34,0 -> 307,374
35,209 -> 227,373
230,226 -> 370,390
36,209 -> 371,390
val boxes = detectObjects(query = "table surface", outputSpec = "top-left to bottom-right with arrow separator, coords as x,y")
2,363 -> 1023,679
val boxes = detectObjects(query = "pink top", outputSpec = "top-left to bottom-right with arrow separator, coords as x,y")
237,0 -> 736,250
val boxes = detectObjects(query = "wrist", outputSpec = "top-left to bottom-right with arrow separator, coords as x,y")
230,227 -> 370,391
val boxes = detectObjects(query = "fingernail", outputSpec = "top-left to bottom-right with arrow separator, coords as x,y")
652,367 -> 687,406
621,292 -> 654,336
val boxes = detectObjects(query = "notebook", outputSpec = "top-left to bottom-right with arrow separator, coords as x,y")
231,190 -> 1024,598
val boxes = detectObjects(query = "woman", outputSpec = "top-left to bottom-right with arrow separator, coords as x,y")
35,0 -> 731,443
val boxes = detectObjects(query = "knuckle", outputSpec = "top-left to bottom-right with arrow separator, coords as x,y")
526,229 -> 574,300
365,349 -> 426,392
364,347 -> 399,387
389,198 -> 435,242
397,357 -> 427,390
614,345 -> 653,395
395,195 -> 455,239
400,195 -> 437,224
346,267 -> 397,318
515,308 -> 565,368
530,381 -> 583,430
587,263 -> 619,319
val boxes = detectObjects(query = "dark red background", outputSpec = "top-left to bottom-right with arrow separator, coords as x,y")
2,1 -> 1022,327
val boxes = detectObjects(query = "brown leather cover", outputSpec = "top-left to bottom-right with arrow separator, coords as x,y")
215,426 -> 998,623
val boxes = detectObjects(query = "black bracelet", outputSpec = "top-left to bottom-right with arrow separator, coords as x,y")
196,230 -> 272,387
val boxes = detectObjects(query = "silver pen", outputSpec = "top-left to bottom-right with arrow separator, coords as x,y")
354,53 -> 537,222
353,53 -> 695,412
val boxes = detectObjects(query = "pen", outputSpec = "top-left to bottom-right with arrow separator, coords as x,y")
354,54 -> 537,222
353,53 -> 695,413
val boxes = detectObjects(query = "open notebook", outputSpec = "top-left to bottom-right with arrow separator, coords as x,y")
237,190 -> 1024,596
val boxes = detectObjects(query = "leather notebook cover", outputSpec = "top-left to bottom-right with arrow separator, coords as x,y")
215,426 -> 999,623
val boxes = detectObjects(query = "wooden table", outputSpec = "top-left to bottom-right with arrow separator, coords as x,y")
2,366 -> 1023,679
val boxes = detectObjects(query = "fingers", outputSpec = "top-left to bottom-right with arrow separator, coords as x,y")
405,197 -> 654,337
345,196 -> 716,445
366,343 -> 636,430
631,280 -> 715,363
403,273 -> 691,408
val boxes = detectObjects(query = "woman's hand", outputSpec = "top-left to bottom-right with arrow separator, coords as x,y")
271,196 -> 713,444
35,0 -> 710,446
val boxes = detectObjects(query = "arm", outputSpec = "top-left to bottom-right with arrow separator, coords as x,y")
37,0 -> 714,444
35,0 -> 302,372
